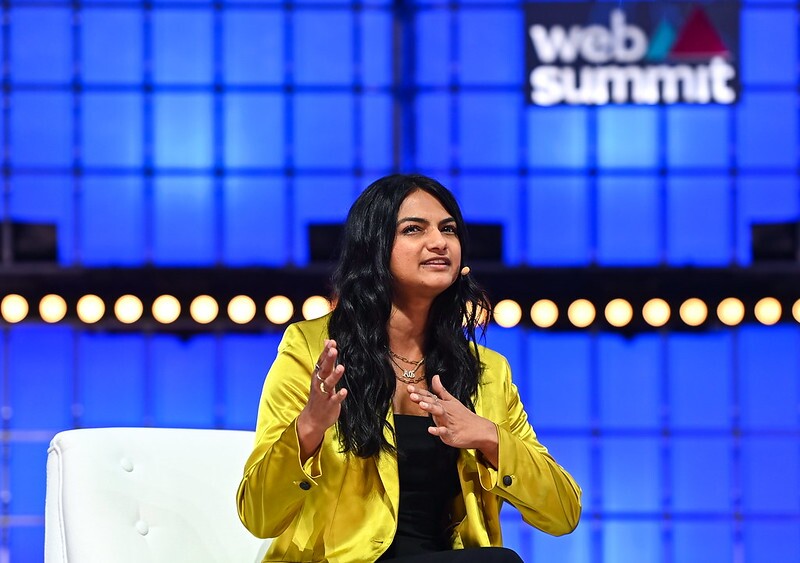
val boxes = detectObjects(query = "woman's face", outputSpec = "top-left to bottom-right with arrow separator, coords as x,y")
389,189 -> 462,302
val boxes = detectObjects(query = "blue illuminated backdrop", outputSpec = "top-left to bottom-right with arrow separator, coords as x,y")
3,1 -> 799,561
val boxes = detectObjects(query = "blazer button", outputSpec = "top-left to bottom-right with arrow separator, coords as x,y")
299,480 -> 311,490
502,475 -> 513,487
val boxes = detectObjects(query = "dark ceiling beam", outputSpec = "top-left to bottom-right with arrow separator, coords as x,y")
0,264 -> 798,332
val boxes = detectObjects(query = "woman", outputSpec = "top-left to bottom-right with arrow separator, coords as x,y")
237,174 -> 581,562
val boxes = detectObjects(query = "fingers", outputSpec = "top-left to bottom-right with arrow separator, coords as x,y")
315,340 -> 338,377
321,364 -> 346,398
313,340 -> 346,397
407,386 -> 446,416
431,375 -> 453,400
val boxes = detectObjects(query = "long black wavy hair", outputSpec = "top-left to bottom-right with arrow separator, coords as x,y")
327,174 -> 491,458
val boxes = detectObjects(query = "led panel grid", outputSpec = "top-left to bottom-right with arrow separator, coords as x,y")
151,334 -> 216,428
602,437 -> 661,513
738,326 -> 800,430
81,9 -> 142,83
78,333 -> 146,426
668,332 -> 732,429
597,176 -> 661,265
526,332 -> 592,429
459,175 -> 523,264
223,10 -> 284,85
672,522 -> 733,563
736,175 -> 800,265
741,436 -> 800,513
737,92 -> 798,168
458,9 -> 521,86
598,333 -> 661,429
7,527 -> 43,563
82,92 -> 144,168
293,10 -> 353,86
152,10 -> 213,84
11,8 -> 71,83
458,92 -> 520,169
526,107 -> 589,169
3,1 -> 800,562
222,334 -> 282,430
8,327 -> 72,430
224,93 -> 284,168
667,175 -> 732,265
81,176 -> 146,265
10,176 -> 75,264
153,93 -> 214,169
740,8 -> 798,85
153,177 -> 216,265
671,437 -> 732,512
526,175 -> 591,265
666,106 -> 729,169
10,92 -> 72,168
223,177 -> 288,265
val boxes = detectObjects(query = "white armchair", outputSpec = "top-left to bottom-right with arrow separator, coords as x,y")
45,427 -> 271,563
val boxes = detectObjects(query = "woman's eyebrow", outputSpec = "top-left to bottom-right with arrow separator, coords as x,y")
397,216 -> 429,225
397,216 -> 456,225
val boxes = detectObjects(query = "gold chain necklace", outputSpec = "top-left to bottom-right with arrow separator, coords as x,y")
389,349 -> 424,365
388,354 -> 426,383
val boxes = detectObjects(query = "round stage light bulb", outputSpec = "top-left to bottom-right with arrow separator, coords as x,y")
642,298 -> 670,327
1,294 -> 28,323
190,295 -> 219,324
793,299 -> 800,323
39,294 -> 67,323
530,299 -> 558,328
605,298 -> 633,328
77,295 -> 105,324
717,297 -> 744,327
567,299 -> 595,328
679,298 -> 707,327
754,297 -> 781,326
152,295 -> 181,324
302,296 -> 331,321
493,299 -> 522,328
265,296 -> 294,324
114,295 -> 143,324
228,295 -> 256,324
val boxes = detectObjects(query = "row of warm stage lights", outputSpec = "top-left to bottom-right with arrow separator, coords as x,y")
0,294 -> 334,325
0,293 -> 798,329
493,297 -> 800,328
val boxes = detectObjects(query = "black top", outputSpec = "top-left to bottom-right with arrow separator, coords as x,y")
378,414 -> 461,561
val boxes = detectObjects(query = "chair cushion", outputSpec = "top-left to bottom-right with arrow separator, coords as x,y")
45,427 -> 270,563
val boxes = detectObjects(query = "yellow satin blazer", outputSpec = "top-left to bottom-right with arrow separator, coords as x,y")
237,315 -> 581,563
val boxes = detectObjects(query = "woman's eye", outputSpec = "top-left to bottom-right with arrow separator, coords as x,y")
442,225 -> 457,234
402,225 -> 421,234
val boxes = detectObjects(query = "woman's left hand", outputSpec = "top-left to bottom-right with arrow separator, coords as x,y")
408,375 -> 499,467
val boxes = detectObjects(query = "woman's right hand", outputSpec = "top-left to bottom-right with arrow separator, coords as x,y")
297,339 -> 347,462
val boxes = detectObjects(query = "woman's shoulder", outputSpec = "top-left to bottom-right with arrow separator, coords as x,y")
279,313 -> 331,353
474,343 -> 510,370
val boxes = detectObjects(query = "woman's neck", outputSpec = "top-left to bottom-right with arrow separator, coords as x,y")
387,301 -> 429,357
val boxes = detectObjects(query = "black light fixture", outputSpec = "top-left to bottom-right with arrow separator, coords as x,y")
0,222 -> 58,263
752,221 -> 800,263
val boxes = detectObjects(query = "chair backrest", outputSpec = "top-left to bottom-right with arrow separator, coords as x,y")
45,427 -> 270,563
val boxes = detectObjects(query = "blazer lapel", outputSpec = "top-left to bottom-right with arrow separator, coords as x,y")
374,408 -> 399,519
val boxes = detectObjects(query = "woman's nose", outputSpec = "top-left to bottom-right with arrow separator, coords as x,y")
427,229 -> 447,250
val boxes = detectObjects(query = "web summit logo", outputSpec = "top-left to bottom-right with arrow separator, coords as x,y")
525,3 -> 740,106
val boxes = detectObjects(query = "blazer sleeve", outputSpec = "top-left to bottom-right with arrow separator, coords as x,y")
476,356 -> 582,536
236,323 -> 326,539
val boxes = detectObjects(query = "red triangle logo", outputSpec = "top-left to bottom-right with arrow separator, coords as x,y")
669,7 -> 729,60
